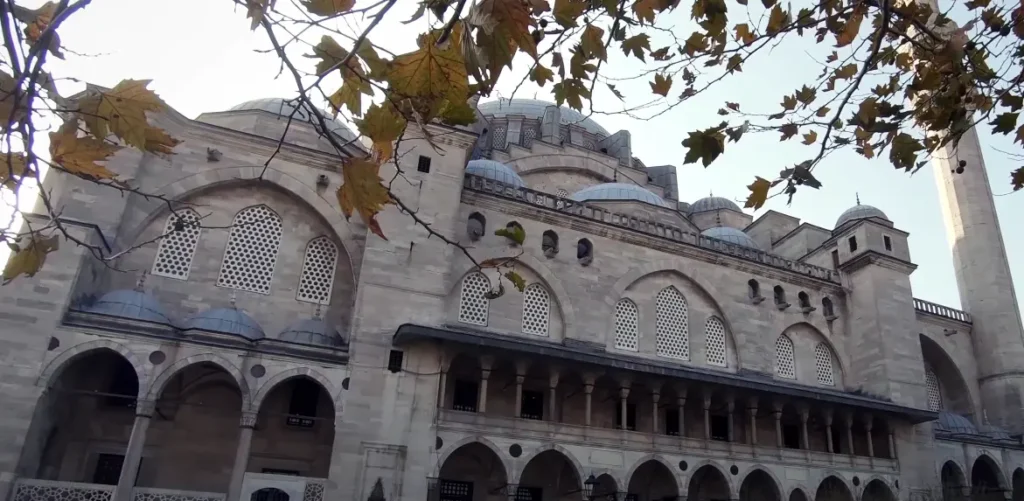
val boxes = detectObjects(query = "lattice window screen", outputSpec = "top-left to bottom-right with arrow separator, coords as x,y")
559,125 -> 570,142
655,286 -> 690,360
555,188 -> 569,198
814,343 -> 836,386
522,127 -> 537,147
522,284 -> 550,336
926,368 -> 943,411
458,273 -> 490,326
775,335 -> 796,379
152,209 -> 201,280
614,299 -> 639,351
296,236 -> 339,305
705,317 -> 727,367
216,205 -> 283,294
492,126 -> 508,150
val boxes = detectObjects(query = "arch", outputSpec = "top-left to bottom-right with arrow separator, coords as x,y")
542,230 -> 559,255
145,353 -> 251,408
217,204 -> 284,294
860,479 -> 895,501
814,343 -> 837,386
433,436 -> 512,480
789,488 -> 810,501
522,283 -> 552,336
748,279 -> 761,299
941,460 -> 969,501
626,458 -> 679,501
516,446 -> 584,501
774,286 -> 787,306
296,235 -> 340,305
591,474 -> 620,501
972,454 -> 1008,501
624,454 -> 680,492
782,322 -> 848,382
687,462 -> 733,501
38,339 -> 148,397
614,298 -> 640,351
437,439 -> 510,501
250,488 -> 289,501
1011,468 -> 1023,501
919,334 -> 974,416
151,208 -> 202,280
739,467 -> 782,501
775,334 -> 796,379
815,476 -> 854,501
798,291 -> 811,309
251,367 -> 341,416
468,212 -> 487,240
514,444 -> 585,486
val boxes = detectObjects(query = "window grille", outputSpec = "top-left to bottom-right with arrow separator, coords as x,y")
814,343 -> 836,386
705,317 -> 727,367
614,299 -> 639,351
151,209 -> 201,280
522,284 -> 550,336
492,126 -> 508,150
555,188 -> 569,198
775,335 -> 796,379
522,127 -> 537,147
926,368 -> 943,411
655,286 -> 690,360
296,236 -> 339,305
458,273 -> 490,325
216,205 -> 283,294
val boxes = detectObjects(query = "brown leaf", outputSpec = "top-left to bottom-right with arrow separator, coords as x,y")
554,0 -> 587,27
337,158 -> 391,240
0,70 -> 27,132
650,73 -> 673,96
734,23 -> 756,44
3,234 -> 59,283
49,120 -> 123,183
0,153 -> 29,190
1012,167 -> 1024,191
745,176 -> 771,209
802,130 -> 818,144
581,25 -> 607,60
301,0 -> 354,16
780,123 -> 799,140
835,5 -> 865,47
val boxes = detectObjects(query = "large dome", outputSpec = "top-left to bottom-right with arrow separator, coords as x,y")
85,289 -> 173,325
279,318 -> 345,347
465,159 -> 526,188
227,98 -> 359,143
701,226 -> 760,249
834,204 -> 889,229
571,183 -> 668,207
184,307 -> 265,341
689,196 -> 741,214
477,98 -> 610,136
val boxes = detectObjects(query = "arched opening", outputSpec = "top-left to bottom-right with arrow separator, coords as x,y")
468,213 -> 486,241
445,354 -> 483,413
747,279 -> 760,300
542,230 -> 559,257
814,477 -> 853,501
1011,468 -> 1023,501
627,460 -> 678,501
942,461 -> 968,501
919,334 -> 973,416
519,450 -> 582,501
687,464 -> 730,501
861,480 -> 895,501
822,297 -> 835,318
790,489 -> 809,501
437,442 -> 508,501
577,239 -> 594,265
739,470 -> 780,501
972,456 -> 1007,501
591,474 -> 619,501
249,376 -> 335,477
774,286 -> 787,307
798,292 -> 811,309
21,349 -> 140,483
251,487 -> 289,501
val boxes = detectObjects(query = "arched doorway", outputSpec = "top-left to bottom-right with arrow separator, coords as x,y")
790,489 -> 809,501
688,465 -> 730,501
438,442 -> 508,501
591,474 -> 619,501
972,456 -> 1007,501
249,376 -> 335,477
815,477 -> 853,501
252,487 -> 290,501
861,480 -> 895,501
1011,468 -> 1023,501
22,348 -> 140,483
627,460 -> 678,501
519,449 -> 582,501
942,461 -> 968,501
739,470 -> 781,501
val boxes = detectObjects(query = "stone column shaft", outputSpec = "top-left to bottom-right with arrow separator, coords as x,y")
479,369 -> 491,414
227,411 -> 258,501
583,383 -> 594,426
514,375 -> 525,418
114,400 -> 154,501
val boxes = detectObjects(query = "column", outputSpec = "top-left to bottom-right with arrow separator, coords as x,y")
702,394 -> 712,441
652,389 -> 661,434
514,374 -> 525,418
548,369 -> 560,422
619,386 -> 631,430
799,407 -> 810,450
824,410 -> 834,454
865,415 -> 875,458
726,397 -> 736,443
479,368 -> 491,414
438,370 -> 448,410
747,398 -> 758,446
844,413 -> 855,456
227,411 -> 258,501
583,380 -> 594,426
773,402 -> 783,448
114,400 -> 155,501
677,386 -> 687,438
888,428 -> 897,460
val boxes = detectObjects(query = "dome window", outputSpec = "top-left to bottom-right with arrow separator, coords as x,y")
467,212 -> 486,241
774,286 -> 789,310
577,238 -> 593,265
541,230 -> 559,257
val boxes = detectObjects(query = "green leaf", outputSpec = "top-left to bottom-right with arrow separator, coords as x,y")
504,271 -> 526,292
681,127 -> 726,167
889,133 -> 924,171
494,223 -> 526,245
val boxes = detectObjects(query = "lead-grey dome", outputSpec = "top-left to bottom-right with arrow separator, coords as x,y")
689,196 -> 741,214
935,412 -> 978,434
834,204 -> 889,229
228,98 -> 358,143
572,183 -> 667,207
477,98 -> 610,136
85,290 -> 173,324
184,307 -> 265,340
279,318 -> 344,347
701,226 -> 760,249
465,159 -> 526,188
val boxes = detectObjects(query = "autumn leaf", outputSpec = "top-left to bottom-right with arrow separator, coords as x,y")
356,103 -> 407,162
650,73 -> 673,96
337,158 -> 391,240
990,112 -> 1019,135
890,133 -> 924,171
683,32 -> 709,55
386,24 -> 469,122
301,0 -> 354,16
607,83 -> 626,100
795,85 -> 816,105
308,36 -> 355,76
779,123 -> 799,140
734,23 -> 755,44
633,0 -> 660,23
0,70 -> 27,132
1015,125 -> 1024,145
835,5 -> 865,47
329,82 -> 366,117
438,99 -> 478,126
622,34 -> 651,61
554,0 -> 587,27
3,234 -> 59,283
581,25 -> 607,60
531,64 -> 555,86
504,271 -> 527,292
802,130 -> 818,144
246,0 -> 275,30
472,0 -> 538,64
781,95 -> 797,110
1012,167 -> 1024,191
144,126 -> 182,156
0,153 -> 29,190
835,64 -> 858,79
681,127 -> 726,167
766,5 -> 789,35
553,79 -> 591,110
49,119 -> 122,183
816,107 -> 830,117
495,224 -> 526,245
744,177 -> 771,210
76,79 -> 173,152
19,1 -> 63,59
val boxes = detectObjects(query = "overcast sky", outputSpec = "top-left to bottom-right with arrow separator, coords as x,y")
18,0 -> 1024,310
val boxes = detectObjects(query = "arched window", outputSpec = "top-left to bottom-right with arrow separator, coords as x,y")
577,238 -> 593,265
152,209 -> 201,280
705,317 -> 727,367
926,368 -> 943,411
614,299 -> 639,351
775,335 -> 796,379
217,205 -> 283,294
822,297 -> 835,317
296,236 -> 339,305
748,279 -> 760,300
458,273 -> 491,326
542,230 -> 559,256
814,343 -> 836,386
467,212 -> 486,241
522,284 -> 551,336
774,285 -> 787,306
798,291 -> 811,309
656,286 -> 690,360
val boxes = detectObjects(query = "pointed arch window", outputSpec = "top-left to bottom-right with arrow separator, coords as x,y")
814,343 -> 836,386
296,236 -> 339,305
614,299 -> 639,351
705,317 -> 727,367
522,284 -> 551,336
926,368 -> 943,411
152,209 -> 202,280
216,205 -> 283,294
458,273 -> 491,326
656,286 -> 690,360
775,335 -> 796,379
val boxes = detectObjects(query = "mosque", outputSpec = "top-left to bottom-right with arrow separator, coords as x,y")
0,95 -> 1019,501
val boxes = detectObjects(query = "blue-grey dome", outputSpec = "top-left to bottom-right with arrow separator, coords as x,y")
979,423 -> 1014,441
701,226 -> 760,249
228,98 -> 358,143
477,98 -> 610,136
689,196 -> 741,214
935,412 -> 978,434
571,183 -> 667,207
85,289 -> 173,324
834,204 -> 889,229
279,318 -> 344,347
465,159 -> 526,188
185,308 -> 265,340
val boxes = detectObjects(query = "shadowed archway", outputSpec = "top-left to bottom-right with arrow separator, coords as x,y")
519,450 -> 583,501
627,460 -> 679,501
943,461 -> 968,501
815,477 -> 853,501
437,442 -> 509,501
688,465 -> 730,501
740,470 -> 781,501
861,480 -> 895,501
972,456 -> 1008,501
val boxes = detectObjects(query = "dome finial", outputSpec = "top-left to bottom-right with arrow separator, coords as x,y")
856,192 -> 861,205
135,270 -> 148,292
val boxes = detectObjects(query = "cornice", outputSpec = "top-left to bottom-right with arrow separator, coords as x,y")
840,250 -> 918,275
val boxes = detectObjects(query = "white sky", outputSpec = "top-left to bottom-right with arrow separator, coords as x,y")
11,0 -> 1023,309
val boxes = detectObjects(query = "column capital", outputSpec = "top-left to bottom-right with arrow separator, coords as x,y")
135,399 -> 156,418
516,374 -> 526,384
702,394 -> 712,410
480,355 -> 495,371
619,386 -> 631,399
548,371 -> 560,389
583,382 -> 594,394
481,368 -> 492,380
652,391 -> 661,404
240,411 -> 258,428
747,397 -> 759,410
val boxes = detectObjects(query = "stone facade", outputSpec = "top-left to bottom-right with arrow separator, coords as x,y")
0,97 -> 1020,501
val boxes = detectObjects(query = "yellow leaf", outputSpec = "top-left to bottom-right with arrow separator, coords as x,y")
734,23 -> 755,44
0,70 -> 27,132
3,234 -> 59,283
766,5 -> 789,35
0,153 -> 29,190
386,24 -> 469,122
76,79 -> 172,152
683,32 -> 709,55
337,158 -> 391,240
245,0 -> 275,30
475,0 -> 538,58
650,73 -> 673,97
581,25 -> 607,60
356,103 -> 407,162
20,2 -> 63,59
744,176 -> 771,210
835,5 -> 865,47
301,0 -> 355,16
531,64 -> 555,86
328,81 -> 364,117
554,0 -> 587,27
633,0 -> 659,23
144,126 -> 181,156
49,119 -> 122,183
802,130 -> 818,144
353,39 -> 389,79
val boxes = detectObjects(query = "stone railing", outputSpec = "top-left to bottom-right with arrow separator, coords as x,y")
12,479 -> 115,501
913,298 -> 972,324
133,488 -> 225,501
464,175 -> 841,284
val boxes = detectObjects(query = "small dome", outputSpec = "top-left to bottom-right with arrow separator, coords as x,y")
185,307 -> 265,340
85,290 -> 173,324
477,98 -> 610,136
689,196 -> 741,214
227,98 -> 358,143
979,423 -> 1014,441
465,159 -> 526,188
571,183 -> 667,207
834,204 -> 889,229
935,412 -> 978,434
701,226 -> 761,249
279,318 -> 344,347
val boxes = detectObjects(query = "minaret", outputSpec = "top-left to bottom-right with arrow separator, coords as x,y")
932,126 -> 1024,431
